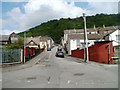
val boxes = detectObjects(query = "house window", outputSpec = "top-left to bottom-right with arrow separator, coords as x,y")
116,35 -> 120,41
76,40 -> 80,45
76,40 -> 80,48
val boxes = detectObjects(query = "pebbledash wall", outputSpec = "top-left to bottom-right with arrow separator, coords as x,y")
71,41 -> 114,64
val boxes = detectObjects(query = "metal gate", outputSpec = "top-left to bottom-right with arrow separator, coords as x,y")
1,49 -> 21,63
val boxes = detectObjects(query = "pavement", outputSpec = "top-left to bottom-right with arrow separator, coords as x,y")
2,46 -> 119,88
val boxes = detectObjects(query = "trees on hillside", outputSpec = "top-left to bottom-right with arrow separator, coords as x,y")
18,14 -> 120,42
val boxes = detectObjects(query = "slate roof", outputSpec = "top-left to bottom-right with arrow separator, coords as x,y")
68,34 -> 104,40
40,36 -> 53,42
64,26 -> 116,34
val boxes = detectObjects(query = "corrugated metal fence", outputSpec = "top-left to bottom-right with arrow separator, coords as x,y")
1,49 -> 21,63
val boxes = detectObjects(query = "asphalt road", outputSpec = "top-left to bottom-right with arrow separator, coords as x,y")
2,46 -> 118,88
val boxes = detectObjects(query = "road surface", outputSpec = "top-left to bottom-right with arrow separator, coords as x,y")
2,46 -> 118,88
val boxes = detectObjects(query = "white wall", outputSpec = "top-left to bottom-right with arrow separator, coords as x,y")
40,41 -> 47,49
109,30 -> 120,46
47,40 -> 51,48
64,34 -> 68,44
68,39 -> 97,55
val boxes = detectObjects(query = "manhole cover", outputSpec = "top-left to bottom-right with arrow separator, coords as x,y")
74,73 -> 85,76
26,77 -> 36,80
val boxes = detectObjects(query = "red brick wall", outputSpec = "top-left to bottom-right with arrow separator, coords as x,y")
71,41 -> 114,64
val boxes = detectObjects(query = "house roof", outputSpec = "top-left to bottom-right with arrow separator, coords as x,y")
41,36 -> 53,40
40,36 -> 53,42
68,34 -> 104,40
25,36 -> 41,45
103,29 -> 120,38
64,26 -> 116,34
0,35 -> 10,41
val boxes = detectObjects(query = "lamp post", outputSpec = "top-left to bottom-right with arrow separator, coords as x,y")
83,13 -> 89,63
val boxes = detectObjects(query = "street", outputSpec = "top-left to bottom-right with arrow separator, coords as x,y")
2,46 -> 118,88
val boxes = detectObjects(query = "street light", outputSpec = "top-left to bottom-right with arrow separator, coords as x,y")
83,13 -> 89,63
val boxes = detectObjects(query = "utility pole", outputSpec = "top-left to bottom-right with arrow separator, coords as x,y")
83,13 -> 89,63
23,32 -> 26,64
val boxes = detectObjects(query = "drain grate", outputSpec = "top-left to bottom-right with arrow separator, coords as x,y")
74,73 -> 85,76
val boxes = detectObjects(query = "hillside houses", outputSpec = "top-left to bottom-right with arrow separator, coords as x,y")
0,32 -> 54,51
0,35 -> 11,46
0,32 -> 20,48
67,34 -> 104,55
25,36 -> 41,48
62,26 -> 118,55
25,36 -> 54,50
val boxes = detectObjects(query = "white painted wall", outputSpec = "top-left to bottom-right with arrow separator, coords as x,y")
40,41 -> 47,49
68,39 -> 97,55
47,40 -> 51,48
109,30 -> 120,46
64,34 -> 68,44
70,40 -> 77,51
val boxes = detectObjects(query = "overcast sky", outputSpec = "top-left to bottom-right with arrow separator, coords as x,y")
1,0 -> 119,35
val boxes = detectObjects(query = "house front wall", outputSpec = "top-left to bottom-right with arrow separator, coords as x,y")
64,34 -> 68,44
109,30 -> 120,46
47,40 -> 51,48
40,41 -> 47,49
68,39 -> 82,55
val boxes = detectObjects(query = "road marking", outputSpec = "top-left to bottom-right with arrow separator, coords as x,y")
27,80 -> 31,83
48,82 -> 50,84
67,80 -> 71,84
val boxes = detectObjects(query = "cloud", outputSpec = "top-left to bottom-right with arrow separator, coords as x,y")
88,2 -> 118,15
21,0 -> 87,29
1,29 -> 20,35
2,8 -> 24,30
3,0 -> 87,35
2,0 -> 119,35
1,0 -> 29,2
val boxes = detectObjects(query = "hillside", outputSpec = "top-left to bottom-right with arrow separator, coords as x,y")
18,14 -> 120,43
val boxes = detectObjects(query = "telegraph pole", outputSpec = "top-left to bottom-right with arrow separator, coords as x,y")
83,13 -> 89,63
23,32 -> 26,64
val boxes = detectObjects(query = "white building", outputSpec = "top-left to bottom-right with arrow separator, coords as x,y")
108,29 -> 120,46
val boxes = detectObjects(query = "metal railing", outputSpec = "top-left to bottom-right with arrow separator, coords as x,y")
1,49 -> 21,63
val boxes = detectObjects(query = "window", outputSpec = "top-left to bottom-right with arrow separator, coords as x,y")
116,35 -> 120,41
76,40 -> 80,46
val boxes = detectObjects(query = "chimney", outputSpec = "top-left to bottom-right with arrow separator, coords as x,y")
97,28 -> 100,34
102,25 -> 105,35
94,25 -> 97,34
94,25 -> 96,29
103,25 -> 105,28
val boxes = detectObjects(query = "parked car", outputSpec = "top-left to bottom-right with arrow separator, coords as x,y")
47,48 -> 51,51
57,46 -> 63,51
55,51 -> 64,58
